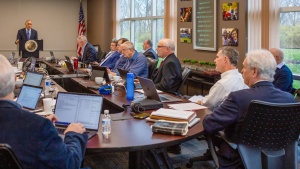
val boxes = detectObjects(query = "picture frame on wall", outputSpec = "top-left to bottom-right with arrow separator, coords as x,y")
193,0 -> 216,51
222,28 -> 238,46
222,2 -> 239,20
180,28 -> 192,43
180,7 -> 192,22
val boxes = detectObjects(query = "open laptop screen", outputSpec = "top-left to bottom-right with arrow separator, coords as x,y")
16,84 -> 43,110
54,92 -> 103,130
23,71 -> 44,86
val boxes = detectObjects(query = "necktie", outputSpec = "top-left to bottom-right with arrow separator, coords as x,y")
100,51 -> 113,66
27,31 -> 30,40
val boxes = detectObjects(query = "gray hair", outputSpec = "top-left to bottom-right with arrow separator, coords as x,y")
121,41 -> 135,50
160,38 -> 175,52
0,54 -> 15,98
145,39 -> 153,47
246,49 -> 277,81
77,35 -> 87,43
218,46 -> 239,66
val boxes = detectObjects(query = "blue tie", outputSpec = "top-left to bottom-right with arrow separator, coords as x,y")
27,31 -> 30,40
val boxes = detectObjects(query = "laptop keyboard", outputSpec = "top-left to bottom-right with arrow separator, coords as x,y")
56,128 -> 89,135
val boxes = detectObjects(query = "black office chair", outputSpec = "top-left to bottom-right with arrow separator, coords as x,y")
294,88 -> 300,102
175,67 -> 191,96
0,144 -> 23,169
147,57 -> 158,79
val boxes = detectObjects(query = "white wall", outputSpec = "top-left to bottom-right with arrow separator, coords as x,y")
0,0 -> 87,59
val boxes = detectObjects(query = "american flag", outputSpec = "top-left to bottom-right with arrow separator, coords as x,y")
77,2 -> 86,56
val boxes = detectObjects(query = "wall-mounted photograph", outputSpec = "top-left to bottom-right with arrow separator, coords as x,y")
222,28 -> 238,46
180,7 -> 192,22
222,2 -> 239,20
180,28 -> 192,43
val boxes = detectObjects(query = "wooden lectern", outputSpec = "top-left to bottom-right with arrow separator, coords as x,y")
19,40 -> 43,58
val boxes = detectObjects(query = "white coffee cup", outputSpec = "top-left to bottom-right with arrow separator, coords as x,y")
113,76 -> 121,82
95,77 -> 104,84
43,98 -> 54,113
15,78 -> 23,88
17,62 -> 23,70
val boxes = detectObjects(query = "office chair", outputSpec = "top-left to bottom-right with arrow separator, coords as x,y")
187,100 -> 300,169
0,144 -> 23,169
147,57 -> 158,79
295,88 -> 300,102
174,67 -> 191,96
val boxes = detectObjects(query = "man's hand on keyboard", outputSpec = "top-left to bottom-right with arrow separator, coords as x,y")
64,123 -> 86,134
46,114 -> 58,123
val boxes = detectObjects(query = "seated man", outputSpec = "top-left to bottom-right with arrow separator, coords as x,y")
143,39 -> 158,60
203,49 -> 295,168
109,41 -> 148,78
110,38 -> 129,72
76,35 -> 98,65
0,54 -> 87,168
196,47 -> 248,111
152,38 -> 182,93
99,39 -> 120,69
269,48 -> 294,94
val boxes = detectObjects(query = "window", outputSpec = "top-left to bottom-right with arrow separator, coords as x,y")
280,0 -> 300,89
117,0 -> 164,52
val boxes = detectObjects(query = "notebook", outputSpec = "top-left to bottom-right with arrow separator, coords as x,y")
16,84 -> 43,110
53,92 -> 103,139
137,76 -> 182,103
23,71 -> 44,86
117,68 -> 142,89
91,66 -> 110,82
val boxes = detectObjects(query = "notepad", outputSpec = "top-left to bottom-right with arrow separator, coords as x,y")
168,103 -> 207,111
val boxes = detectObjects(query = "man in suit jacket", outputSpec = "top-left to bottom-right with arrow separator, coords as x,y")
76,35 -> 98,65
99,39 -> 120,69
0,54 -> 88,168
269,48 -> 294,94
143,39 -> 158,60
203,50 -> 295,169
152,38 -> 182,93
15,20 -> 38,45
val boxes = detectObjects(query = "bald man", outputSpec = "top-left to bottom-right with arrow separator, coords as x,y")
269,48 -> 294,94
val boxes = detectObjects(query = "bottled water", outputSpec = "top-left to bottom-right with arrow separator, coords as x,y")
9,54 -> 14,64
126,73 -> 134,100
45,76 -> 51,95
102,110 -> 111,135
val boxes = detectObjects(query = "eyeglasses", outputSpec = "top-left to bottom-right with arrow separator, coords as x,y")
157,46 -> 168,48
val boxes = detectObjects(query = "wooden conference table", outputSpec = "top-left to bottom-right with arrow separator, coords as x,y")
41,61 -> 210,169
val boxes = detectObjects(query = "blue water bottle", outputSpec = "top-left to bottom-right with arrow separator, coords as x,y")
126,73 -> 134,100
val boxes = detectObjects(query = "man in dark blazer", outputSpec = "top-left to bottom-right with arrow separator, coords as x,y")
99,39 -> 120,69
0,54 -> 88,168
152,38 -> 182,93
203,49 -> 295,169
76,35 -> 98,65
15,20 -> 38,45
269,48 -> 294,94
143,39 -> 158,60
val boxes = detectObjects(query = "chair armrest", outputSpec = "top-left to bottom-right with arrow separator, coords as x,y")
218,131 -> 237,149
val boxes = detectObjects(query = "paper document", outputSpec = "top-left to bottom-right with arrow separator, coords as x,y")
151,108 -> 194,120
168,103 -> 207,111
135,89 -> 162,94
188,95 -> 204,103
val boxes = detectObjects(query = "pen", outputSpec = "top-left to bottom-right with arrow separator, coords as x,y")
55,121 -> 71,125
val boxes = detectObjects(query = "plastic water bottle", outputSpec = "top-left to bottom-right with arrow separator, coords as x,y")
45,76 -> 51,95
102,110 -> 111,135
126,73 -> 134,100
9,53 -> 14,64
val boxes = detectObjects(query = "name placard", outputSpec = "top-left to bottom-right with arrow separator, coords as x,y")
193,0 -> 216,51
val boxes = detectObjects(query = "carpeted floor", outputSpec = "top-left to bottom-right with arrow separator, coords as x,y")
83,139 -> 300,169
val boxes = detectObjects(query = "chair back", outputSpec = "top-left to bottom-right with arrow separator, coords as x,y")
237,100 -> 300,169
295,88 -> 300,102
0,144 -> 23,169
147,57 -> 158,78
175,67 -> 191,95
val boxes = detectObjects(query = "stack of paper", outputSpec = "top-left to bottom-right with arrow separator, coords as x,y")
168,103 -> 207,111
151,121 -> 188,136
150,108 -> 196,122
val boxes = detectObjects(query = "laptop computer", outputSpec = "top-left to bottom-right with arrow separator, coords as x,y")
64,61 -> 86,74
91,66 -> 110,82
137,76 -> 182,103
16,84 -> 43,110
117,68 -> 142,89
23,71 -> 44,86
53,92 -> 103,139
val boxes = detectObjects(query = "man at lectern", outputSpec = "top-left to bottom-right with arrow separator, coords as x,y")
15,19 -> 38,45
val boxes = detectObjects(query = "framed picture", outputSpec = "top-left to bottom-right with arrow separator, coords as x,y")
193,0 -> 216,51
222,28 -> 238,46
222,2 -> 239,20
180,7 -> 192,22
180,28 -> 192,43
